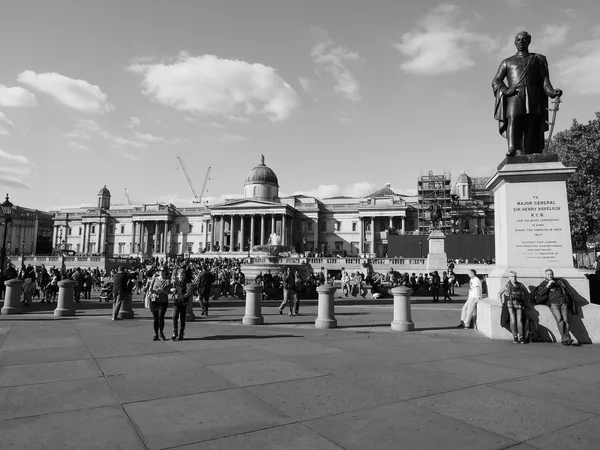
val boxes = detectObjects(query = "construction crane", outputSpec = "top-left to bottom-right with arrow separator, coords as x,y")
177,156 -> 211,204
124,188 -> 132,205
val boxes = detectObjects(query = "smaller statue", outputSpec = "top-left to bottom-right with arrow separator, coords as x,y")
428,199 -> 443,230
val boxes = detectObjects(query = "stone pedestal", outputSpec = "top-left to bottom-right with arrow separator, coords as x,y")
391,286 -> 415,331
185,297 -> 196,322
54,280 -> 76,317
1,279 -> 23,315
426,230 -> 447,273
243,283 -> 264,325
118,293 -> 134,320
479,159 -> 599,342
315,285 -> 337,329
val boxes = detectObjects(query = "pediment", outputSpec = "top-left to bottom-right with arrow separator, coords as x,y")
211,199 -> 285,210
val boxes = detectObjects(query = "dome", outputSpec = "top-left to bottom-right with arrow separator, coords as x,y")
98,185 -> 111,196
244,155 -> 279,187
456,171 -> 471,184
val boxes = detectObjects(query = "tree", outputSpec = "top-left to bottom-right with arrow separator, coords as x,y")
547,112 -> 600,249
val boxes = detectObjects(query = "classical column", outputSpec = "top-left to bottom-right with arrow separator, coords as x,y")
162,221 -> 168,253
230,215 -> 235,252
260,215 -> 265,245
81,224 -> 87,254
239,214 -> 245,251
250,215 -> 255,247
370,217 -> 375,256
210,217 -> 215,250
400,216 -> 406,234
389,216 -> 393,229
282,214 -> 287,246
359,218 -> 364,254
271,215 -> 275,242
313,218 -> 318,252
140,223 -> 145,254
97,222 -> 103,254
218,215 -> 224,251
130,221 -> 136,254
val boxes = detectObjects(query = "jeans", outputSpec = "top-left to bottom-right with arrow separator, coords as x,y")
461,296 -> 479,327
279,288 -> 294,313
549,302 -> 571,343
113,291 -> 124,319
152,304 -> 168,335
172,303 -> 187,334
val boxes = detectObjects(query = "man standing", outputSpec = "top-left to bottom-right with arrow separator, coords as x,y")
536,269 -> 576,345
197,264 -> 215,316
112,266 -> 128,321
458,269 -> 482,329
279,267 -> 295,316
492,31 -> 562,156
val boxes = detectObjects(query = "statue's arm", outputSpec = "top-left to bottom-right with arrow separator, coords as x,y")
491,60 -> 508,95
539,55 -> 562,98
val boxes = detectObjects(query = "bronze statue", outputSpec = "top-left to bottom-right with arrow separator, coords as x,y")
428,199 -> 443,230
492,31 -> 562,156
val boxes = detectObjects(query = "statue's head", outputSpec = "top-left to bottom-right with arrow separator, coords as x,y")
514,31 -> 531,52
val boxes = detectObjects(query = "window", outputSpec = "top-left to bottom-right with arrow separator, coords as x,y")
91,225 -> 96,234
253,186 -> 258,196
189,224 -> 193,233
78,227 -> 82,236
352,222 -> 357,232
76,244 -> 81,253
68,228 -> 72,236
118,243 -> 125,254
208,222 -> 212,232
335,241 -> 343,251
175,224 -> 180,233
307,221 -> 313,232
319,221 -> 326,232
380,223 -> 386,232
351,242 -> 359,255
121,225 -> 125,234
187,242 -> 193,253
334,222 -> 341,231
201,223 -> 204,233
109,226 -> 114,235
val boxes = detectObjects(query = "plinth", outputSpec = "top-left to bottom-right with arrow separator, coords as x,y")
426,230 -> 447,273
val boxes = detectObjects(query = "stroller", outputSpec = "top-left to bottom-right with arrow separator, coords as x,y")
99,282 -> 113,302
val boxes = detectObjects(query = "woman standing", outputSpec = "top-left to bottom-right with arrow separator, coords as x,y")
442,271 -> 452,301
171,269 -> 193,341
149,267 -> 171,341
498,271 -> 529,344
293,270 -> 303,316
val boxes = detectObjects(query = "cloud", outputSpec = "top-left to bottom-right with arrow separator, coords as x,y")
535,24 -> 569,52
298,76 -> 315,94
0,85 -> 38,107
127,116 -> 141,128
132,132 -> 189,145
17,70 -> 114,113
121,152 -> 139,162
67,141 -> 91,152
556,37 -> 600,94
0,149 -> 35,189
63,129 -> 91,140
396,4 -> 497,75
216,133 -> 248,143
309,28 -> 363,101
291,182 -> 376,199
128,53 -> 299,121
0,112 -> 15,135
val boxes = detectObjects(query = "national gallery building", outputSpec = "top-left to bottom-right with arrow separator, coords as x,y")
51,156 -> 493,259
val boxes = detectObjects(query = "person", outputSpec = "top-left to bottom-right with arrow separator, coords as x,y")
498,271 -> 530,343
171,269 -> 193,341
536,269 -> 576,345
196,264 -> 215,316
22,265 -> 36,307
293,270 -> 303,316
279,267 -> 295,315
352,271 -> 366,298
219,268 -> 230,297
341,269 -> 351,297
39,265 -> 50,303
492,31 -> 562,156
112,266 -> 128,321
149,267 -> 171,340
430,271 -> 441,303
231,267 -> 245,296
458,269 -> 482,329
448,269 -> 457,295
442,271 -> 452,301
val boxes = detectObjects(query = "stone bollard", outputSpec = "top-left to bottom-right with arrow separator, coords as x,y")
1,279 -> 24,315
118,292 -> 135,319
243,283 -> 264,325
54,280 -> 76,317
315,285 -> 337,329
186,293 -> 196,322
391,286 -> 415,331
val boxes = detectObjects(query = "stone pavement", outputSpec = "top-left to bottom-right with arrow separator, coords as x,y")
1,295 -> 600,449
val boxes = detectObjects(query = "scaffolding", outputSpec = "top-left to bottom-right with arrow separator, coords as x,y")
417,171 -> 452,233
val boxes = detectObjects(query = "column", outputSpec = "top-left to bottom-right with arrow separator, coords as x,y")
359,218 -> 364,254
282,214 -> 287,246
240,214 -> 245,251
313,218 -> 318,252
165,222 -> 171,255
260,215 -> 265,245
210,217 -> 215,250
203,219 -> 208,251
250,215 -> 255,248
153,222 -> 159,253
271,215 -> 275,242
219,215 -> 225,251
389,216 -> 393,229
163,221 -> 168,253
81,224 -> 87,254
230,215 -> 235,252
130,221 -> 136,254
140,223 -> 145,254
400,216 -> 406,234
370,217 -> 375,256
98,222 -> 103,254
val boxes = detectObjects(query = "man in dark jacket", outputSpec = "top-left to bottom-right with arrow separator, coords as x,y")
112,266 -> 128,320
536,269 -> 577,345
197,264 -> 215,316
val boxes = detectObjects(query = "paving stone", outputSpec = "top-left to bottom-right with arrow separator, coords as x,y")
0,345 -> 92,366
0,359 -> 102,387
207,358 -> 325,387
254,340 -> 342,357
526,416 -> 600,450
542,362 -> 600,385
124,388 -> 293,449
0,405 -> 146,449
247,374 -> 392,421
0,335 -> 84,352
181,346 -> 278,366
0,377 -> 119,420
409,385 -> 593,441
303,402 -> 516,450
83,340 -> 177,358
469,350 -> 576,373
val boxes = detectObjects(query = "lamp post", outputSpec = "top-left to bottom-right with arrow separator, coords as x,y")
1,194 -> 14,279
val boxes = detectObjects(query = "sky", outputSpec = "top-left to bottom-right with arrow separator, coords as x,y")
1,0 -> 599,210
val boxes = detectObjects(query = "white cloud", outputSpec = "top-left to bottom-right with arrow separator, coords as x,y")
67,141 -> 91,152
536,24 -> 569,52
0,149 -> 35,189
128,53 -> 299,121
291,182 -> 376,199
0,85 -> 38,107
0,112 -> 15,135
298,76 -> 314,94
309,28 -> 363,101
132,132 -> 188,145
17,70 -> 114,113
216,133 -> 248,143
121,152 -> 139,162
63,129 -> 91,140
556,37 -> 600,94
396,4 -> 497,75
127,116 -> 141,128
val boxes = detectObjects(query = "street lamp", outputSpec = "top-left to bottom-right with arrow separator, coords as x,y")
1,194 -> 14,277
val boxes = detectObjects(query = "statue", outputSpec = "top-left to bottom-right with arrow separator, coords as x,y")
268,233 -> 281,246
492,31 -> 562,157
428,199 -> 443,230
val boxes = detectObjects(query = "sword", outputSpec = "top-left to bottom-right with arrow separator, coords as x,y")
545,96 -> 562,149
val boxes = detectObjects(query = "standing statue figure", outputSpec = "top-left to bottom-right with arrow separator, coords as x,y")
492,31 -> 562,157
428,199 -> 443,230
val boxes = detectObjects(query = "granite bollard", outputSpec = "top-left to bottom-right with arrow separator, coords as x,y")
243,283 -> 264,325
54,280 -> 76,317
1,279 -> 24,315
315,284 -> 337,329
391,286 -> 415,331
118,292 -> 135,319
186,293 -> 196,322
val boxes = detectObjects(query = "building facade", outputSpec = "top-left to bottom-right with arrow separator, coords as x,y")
0,204 -> 53,256
51,157 -> 493,258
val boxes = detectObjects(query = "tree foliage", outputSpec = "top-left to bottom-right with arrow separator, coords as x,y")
547,112 -> 600,249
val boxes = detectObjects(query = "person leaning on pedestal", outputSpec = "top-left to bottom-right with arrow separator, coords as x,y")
458,269 -> 482,329
498,271 -> 529,344
535,269 -> 576,345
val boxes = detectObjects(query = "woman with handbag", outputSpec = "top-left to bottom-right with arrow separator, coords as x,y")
498,271 -> 529,344
149,267 -> 171,341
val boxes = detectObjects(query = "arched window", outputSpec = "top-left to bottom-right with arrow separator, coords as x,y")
253,186 -> 258,197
